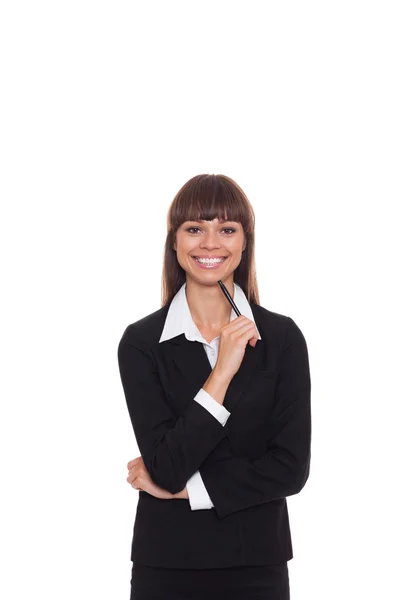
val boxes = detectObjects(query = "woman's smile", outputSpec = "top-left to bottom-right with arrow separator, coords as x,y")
191,256 -> 229,269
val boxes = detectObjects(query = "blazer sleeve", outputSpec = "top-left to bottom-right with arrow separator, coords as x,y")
198,316 -> 312,519
117,325 -> 228,494
187,388 -> 230,510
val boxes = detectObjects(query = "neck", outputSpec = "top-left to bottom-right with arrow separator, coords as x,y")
185,277 -> 235,329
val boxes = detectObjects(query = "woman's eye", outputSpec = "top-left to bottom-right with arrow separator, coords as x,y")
186,227 -> 236,234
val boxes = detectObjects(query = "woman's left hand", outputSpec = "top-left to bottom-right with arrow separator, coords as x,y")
126,456 -> 173,500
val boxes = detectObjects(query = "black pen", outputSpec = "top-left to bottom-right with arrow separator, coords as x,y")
217,279 -> 241,316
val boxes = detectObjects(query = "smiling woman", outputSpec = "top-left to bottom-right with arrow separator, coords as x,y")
118,173 -> 311,600
162,173 -> 258,307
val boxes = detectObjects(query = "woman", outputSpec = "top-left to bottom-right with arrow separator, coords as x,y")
117,173 -> 312,600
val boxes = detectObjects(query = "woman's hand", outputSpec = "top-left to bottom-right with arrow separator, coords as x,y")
215,315 -> 260,380
126,456 -> 173,500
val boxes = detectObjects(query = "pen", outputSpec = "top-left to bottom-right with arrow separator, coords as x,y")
217,279 -> 241,316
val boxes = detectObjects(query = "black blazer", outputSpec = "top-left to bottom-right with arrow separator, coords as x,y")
117,300 -> 311,569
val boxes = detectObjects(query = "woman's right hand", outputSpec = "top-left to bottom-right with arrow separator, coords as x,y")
126,457 -> 173,499
214,315 -> 259,380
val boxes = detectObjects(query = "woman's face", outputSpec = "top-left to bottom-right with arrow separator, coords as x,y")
173,218 -> 246,281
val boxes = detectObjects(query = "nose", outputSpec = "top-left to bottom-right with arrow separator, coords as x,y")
199,230 -> 222,249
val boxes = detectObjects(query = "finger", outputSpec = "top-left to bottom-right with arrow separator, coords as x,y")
221,315 -> 250,333
228,321 -> 258,342
237,324 -> 259,346
226,317 -> 258,336
127,471 -> 140,487
127,465 -> 141,480
127,457 -> 141,469
128,461 -> 146,480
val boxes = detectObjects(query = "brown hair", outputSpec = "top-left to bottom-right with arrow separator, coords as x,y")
161,174 -> 260,307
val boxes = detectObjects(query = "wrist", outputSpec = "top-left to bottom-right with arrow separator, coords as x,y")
211,366 -> 232,383
171,487 -> 188,499
203,368 -> 232,405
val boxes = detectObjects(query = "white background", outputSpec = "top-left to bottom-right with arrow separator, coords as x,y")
1,1 -> 413,598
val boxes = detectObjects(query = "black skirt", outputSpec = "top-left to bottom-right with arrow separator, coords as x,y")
130,562 -> 290,600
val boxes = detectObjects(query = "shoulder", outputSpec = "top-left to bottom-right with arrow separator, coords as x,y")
118,304 -> 170,350
252,303 -> 308,348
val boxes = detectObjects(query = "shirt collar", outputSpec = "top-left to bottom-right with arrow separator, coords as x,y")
159,281 -> 262,345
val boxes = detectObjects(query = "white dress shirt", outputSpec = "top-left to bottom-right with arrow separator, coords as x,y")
158,281 -> 262,510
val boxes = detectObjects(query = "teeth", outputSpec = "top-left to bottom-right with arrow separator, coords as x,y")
195,257 -> 225,264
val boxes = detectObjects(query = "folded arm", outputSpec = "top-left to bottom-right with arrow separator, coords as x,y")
117,326 -> 228,494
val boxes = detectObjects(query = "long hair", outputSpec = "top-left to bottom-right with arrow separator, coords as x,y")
161,174 -> 260,307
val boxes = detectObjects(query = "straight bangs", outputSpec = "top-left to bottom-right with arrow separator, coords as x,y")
169,174 -> 254,234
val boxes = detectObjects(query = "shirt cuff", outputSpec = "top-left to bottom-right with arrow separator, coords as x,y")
187,469 -> 214,510
194,388 -> 231,426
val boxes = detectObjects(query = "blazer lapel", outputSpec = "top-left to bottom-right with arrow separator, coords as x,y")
165,324 -> 265,413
